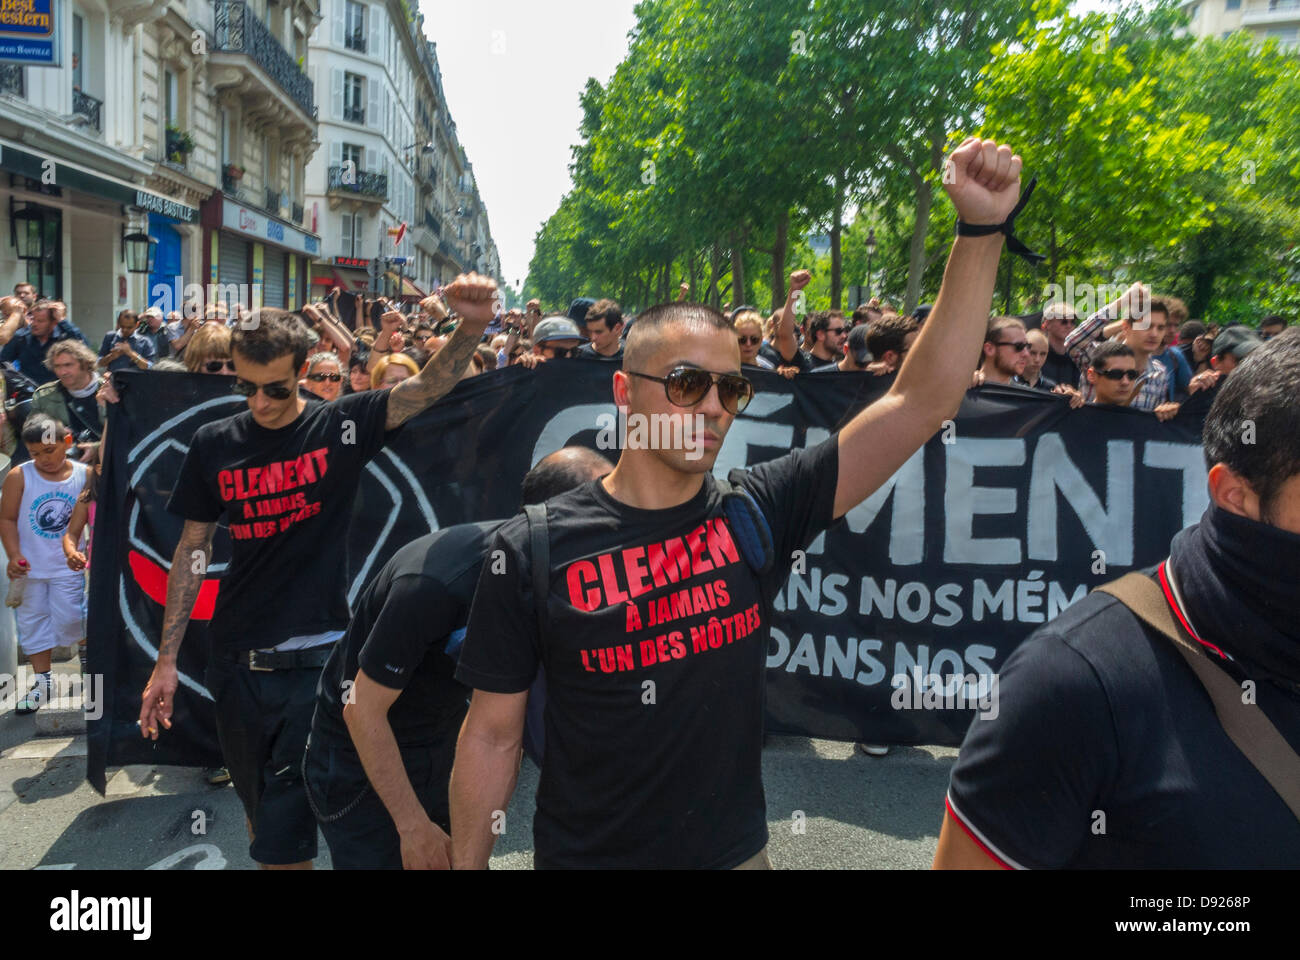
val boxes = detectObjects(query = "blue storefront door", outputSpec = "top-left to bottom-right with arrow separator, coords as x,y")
148,214 -> 183,312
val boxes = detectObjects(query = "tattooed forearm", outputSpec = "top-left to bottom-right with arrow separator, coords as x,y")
159,520 -> 215,661
385,322 -> 482,429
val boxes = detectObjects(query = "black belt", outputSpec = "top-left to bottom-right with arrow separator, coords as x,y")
223,647 -> 333,672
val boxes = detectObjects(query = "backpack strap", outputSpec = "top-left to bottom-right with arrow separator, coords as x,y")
714,472 -> 774,576
521,504 -> 550,767
1097,571 -> 1300,823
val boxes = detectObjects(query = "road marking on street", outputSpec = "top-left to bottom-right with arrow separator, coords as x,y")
146,843 -> 227,870
105,765 -> 156,796
1,736 -> 87,760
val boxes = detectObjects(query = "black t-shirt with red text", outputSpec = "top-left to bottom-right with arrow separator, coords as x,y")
455,438 -> 840,868
166,389 -> 394,651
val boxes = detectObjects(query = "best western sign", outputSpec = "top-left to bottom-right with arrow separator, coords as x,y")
0,0 -> 57,66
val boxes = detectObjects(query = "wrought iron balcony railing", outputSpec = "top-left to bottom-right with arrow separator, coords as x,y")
327,165 -> 388,200
423,210 -> 441,236
212,1 -> 316,118
73,90 -> 102,132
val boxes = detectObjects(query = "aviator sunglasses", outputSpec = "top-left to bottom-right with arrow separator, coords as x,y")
627,366 -> 754,415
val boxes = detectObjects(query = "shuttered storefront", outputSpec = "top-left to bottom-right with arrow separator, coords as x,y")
218,233 -> 250,289
262,246 -> 286,308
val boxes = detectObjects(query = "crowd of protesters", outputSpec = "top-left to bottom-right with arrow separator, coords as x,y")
1,135 -> 1296,872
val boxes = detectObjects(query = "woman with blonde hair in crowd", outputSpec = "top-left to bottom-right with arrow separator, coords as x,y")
182,323 -> 235,375
370,352 -> 419,389
732,309 -> 774,370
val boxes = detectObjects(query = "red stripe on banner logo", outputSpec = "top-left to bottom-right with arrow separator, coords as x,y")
128,549 -> 219,620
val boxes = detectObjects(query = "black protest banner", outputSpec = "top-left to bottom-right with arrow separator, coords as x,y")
87,364 -> 1207,789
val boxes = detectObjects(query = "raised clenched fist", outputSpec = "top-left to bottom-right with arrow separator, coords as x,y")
443,273 -> 498,329
942,138 -> 1023,227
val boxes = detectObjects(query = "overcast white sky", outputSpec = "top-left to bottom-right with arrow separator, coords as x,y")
420,0 -> 1125,287
418,0 -> 640,287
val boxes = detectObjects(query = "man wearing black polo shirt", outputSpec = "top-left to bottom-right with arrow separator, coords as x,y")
305,447 -> 612,869
139,272 -> 497,870
451,137 -> 1029,869
935,328 -> 1300,868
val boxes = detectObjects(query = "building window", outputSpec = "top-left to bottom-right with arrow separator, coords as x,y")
72,13 -> 83,91
342,142 -> 363,171
344,72 -> 364,124
1225,0 -> 1240,8
345,0 -> 366,52
341,211 -> 365,257
1266,26 -> 1299,48
165,69 -> 179,125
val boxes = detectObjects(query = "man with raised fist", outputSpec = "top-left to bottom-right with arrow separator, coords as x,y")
451,138 -> 1030,870
140,273 -> 497,871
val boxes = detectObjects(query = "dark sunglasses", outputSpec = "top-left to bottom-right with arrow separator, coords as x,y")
204,359 -> 235,373
737,335 -> 761,345
232,378 -> 295,400
1097,368 -> 1139,381
995,340 -> 1030,352
307,372 -> 343,382
827,326 -> 847,336
628,366 -> 754,415
543,345 -> 579,359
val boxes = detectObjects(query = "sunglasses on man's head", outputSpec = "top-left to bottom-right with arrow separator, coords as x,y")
628,366 -> 754,415
307,372 -> 343,382
232,378 -> 295,400
1097,368 -> 1139,382
204,359 -> 235,373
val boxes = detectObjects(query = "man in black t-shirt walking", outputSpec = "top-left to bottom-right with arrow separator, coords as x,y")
140,273 -> 498,870
451,137 -> 1030,869
305,447 -> 611,869
935,329 -> 1300,868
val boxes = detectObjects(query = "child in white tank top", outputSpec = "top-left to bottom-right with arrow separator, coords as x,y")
0,416 -> 88,714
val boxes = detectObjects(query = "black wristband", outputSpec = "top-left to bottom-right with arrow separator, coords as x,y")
955,174 -> 1046,266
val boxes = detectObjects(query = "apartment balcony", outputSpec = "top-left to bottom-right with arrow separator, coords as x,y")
326,165 -> 388,207
0,64 -> 23,98
423,210 -> 441,236
72,90 -> 102,133
436,238 -> 463,268
1242,0 -> 1300,25
210,0 -> 317,142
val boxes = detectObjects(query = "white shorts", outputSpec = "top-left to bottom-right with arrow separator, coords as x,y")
15,575 -> 86,657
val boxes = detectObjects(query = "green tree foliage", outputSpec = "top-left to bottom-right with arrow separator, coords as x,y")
528,0 -> 1300,326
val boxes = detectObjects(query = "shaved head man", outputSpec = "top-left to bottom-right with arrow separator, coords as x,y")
451,135 -> 1032,870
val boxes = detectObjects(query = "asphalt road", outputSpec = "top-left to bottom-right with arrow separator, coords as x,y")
0,661 -> 957,870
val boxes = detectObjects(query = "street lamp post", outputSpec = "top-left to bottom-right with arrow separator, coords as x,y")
865,228 -> 877,301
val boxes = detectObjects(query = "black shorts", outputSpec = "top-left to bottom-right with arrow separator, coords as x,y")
303,733 -> 452,870
204,655 -> 320,865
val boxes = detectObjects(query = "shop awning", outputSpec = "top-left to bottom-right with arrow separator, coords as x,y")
385,272 -> 427,300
